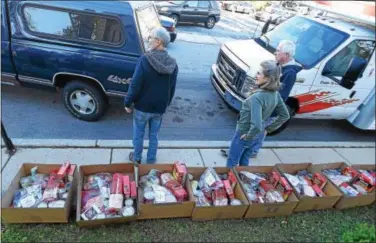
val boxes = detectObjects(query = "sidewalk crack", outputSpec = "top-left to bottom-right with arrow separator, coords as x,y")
271,148 -> 284,164
198,149 -> 205,167
109,149 -> 113,164
332,148 -> 351,164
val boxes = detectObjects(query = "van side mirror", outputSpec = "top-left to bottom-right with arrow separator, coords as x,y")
339,57 -> 367,89
183,4 -> 189,8
262,18 -> 271,34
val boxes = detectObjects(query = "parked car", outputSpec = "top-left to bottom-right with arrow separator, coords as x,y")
1,1 -> 165,121
223,2 -> 255,15
160,15 -> 177,42
155,1 -> 221,29
255,5 -> 294,24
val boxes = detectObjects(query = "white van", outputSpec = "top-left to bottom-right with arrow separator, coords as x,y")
210,1 -> 375,132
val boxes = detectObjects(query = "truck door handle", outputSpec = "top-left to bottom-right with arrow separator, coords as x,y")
349,90 -> 356,99
12,51 -> 17,57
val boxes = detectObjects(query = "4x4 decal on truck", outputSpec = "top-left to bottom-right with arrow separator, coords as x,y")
295,90 -> 359,114
107,75 -> 131,85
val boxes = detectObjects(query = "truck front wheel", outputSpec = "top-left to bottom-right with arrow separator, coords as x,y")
62,80 -> 107,121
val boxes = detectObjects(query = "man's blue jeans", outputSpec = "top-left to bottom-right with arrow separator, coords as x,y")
133,109 -> 163,164
226,130 -> 263,168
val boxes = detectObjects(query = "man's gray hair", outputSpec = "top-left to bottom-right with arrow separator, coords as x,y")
279,40 -> 296,58
151,27 -> 171,47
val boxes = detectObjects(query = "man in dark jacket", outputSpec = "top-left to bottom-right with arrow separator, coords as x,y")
125,27 -> 178,164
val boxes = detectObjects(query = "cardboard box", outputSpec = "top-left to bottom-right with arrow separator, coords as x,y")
76,163 -> 138,227
189,167 -> 249,221
1,163 -> 77,224
234,166 -> 299,218
276,163 -> 342,212
137,164 -> 195,220
313,162 -> 376,209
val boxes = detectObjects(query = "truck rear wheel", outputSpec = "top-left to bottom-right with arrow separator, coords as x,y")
62,80 -> 107,121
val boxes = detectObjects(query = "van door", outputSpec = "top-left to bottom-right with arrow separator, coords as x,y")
311,39 -> 375,119
1,2 -> 17,81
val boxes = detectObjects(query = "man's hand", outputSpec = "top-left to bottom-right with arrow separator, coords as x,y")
125,107 -> 132,114
240,134 -> 247,140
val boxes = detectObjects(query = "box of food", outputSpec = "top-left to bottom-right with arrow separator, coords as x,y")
1,163 -> 77,224
76,163 -> 138,227
189,167 -> 249,220
137,162 -> 195,219
313,162 -> 376,209
234,166 -> 299,218
276,163 -> 342,212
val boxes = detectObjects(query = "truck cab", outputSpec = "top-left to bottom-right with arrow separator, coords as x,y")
1,1 -> 162,121
210,1 -> 375,131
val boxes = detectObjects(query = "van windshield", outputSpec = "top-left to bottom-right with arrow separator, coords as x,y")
135,5 -> 161,52
255,16 -> 349,68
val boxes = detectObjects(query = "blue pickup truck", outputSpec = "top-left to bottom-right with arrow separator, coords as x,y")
1,0 -> 169,121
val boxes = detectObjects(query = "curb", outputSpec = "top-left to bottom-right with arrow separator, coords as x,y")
2,139 -> 375,149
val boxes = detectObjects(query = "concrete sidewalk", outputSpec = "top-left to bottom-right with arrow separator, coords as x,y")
1,140 -> 375,194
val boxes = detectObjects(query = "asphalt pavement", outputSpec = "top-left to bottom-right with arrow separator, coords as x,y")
2,71 -> 374,142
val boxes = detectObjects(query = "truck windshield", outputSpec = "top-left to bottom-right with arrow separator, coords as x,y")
135,5 -> 162,52
256,16 -> 349,68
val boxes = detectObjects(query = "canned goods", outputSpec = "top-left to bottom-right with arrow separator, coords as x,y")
124,198 -> 134,207
36,201 -> 48,208
230,199 -> 242,206
165,194 -> 177,203
61,192 -> 68,200
144,191 -> 155,204
58,188 -> 66,194
48,200 -> 65,208
122,206 -> 135,217
64,182 -> 71,191
144,187 -> 153,192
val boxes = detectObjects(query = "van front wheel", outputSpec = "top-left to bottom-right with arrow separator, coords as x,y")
62,80 -> 107,121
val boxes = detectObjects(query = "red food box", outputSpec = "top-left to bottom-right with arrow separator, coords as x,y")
260,180 -> 274,193
212,188 -> 228,206
313,173 -> 327,189
111,173 -> 123,194
166,180 -> 188,202
343,167 -> 359,178
274,177 -> 293,201
67,165 -> 76,182
270,171 -> 281,187
312,184 -> 326,197
228,171 -> 237,189
358,171 -> 375,187
123,175 -> 130,198
57,161 -> 70,178
130,181 -> 137,199
173,161 -> 187,184
223,180 -> 234,199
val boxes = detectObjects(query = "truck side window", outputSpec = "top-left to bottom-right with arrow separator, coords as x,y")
23,6 -> 123,45
323,40 -> 375,77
